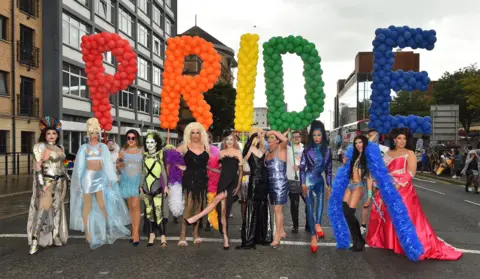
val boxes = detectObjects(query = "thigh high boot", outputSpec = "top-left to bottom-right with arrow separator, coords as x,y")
342,201 -> 365,252
29,209 -> 48,255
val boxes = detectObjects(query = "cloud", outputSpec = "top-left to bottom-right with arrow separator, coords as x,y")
178,0 -> 480,130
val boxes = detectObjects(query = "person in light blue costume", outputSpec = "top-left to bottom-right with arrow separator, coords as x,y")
117,129 -> 142,246
70,118 -> 130,249
299,120 -> 332,253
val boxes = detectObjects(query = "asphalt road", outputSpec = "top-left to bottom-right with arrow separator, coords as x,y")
1,170 -> 479,279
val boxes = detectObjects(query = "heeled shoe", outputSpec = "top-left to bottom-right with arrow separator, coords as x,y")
310,236 -> 318,253
184,218 -> 196,227
316,231 -> 325,239
132,241 -> 140,246
224,245 -> 230,250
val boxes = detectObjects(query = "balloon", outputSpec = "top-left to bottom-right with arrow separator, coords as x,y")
263,36 -> 325,131
369,26 -> 436,135
81,33 -> 137,131
234,34 -> 259,132
159,36 -> 220,130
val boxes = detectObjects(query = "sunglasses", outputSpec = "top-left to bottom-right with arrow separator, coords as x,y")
127,136 -> 136,141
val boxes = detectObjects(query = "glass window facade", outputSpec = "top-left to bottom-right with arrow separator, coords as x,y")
336,73 -> 373,127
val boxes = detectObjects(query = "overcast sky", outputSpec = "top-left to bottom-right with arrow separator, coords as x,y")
177,0 -> 480,130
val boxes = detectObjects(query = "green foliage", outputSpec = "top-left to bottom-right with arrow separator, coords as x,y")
432,64 -> 480,135
391,90 -> 433,117
204,82 -> 236,139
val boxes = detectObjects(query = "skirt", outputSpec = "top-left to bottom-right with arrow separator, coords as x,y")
81,170 -> 104,194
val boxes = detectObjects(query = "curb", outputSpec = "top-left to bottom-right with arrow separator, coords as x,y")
416,173 -> 465,186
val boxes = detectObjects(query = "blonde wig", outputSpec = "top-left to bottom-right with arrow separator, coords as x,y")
221,130 -> 240,150
86,118 -> 101,135
250,127 -> 265,151
183,122 -> 210,153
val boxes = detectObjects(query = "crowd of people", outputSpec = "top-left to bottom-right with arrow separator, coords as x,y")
26,116 -> 462,262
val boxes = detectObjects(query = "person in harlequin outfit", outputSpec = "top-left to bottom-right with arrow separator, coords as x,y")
299,120 -> 332,252
141,131 -> 168,247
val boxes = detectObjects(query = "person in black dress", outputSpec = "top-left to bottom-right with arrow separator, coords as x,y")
176,122 -> 210,247
237,130 -> 274,249
186,130 -> 243,249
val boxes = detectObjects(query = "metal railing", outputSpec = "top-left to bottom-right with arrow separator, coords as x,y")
17,94 -> 39,117
17,0 -> 39,18
0,152 -> 33,177
17,40 -> 40,69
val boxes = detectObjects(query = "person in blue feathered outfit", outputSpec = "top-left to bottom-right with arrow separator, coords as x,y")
70,118 -> 130,249
328,133 -> 424,261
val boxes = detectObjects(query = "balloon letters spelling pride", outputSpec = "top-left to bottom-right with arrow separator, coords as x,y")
81,32 -> 138,131
234,34 -> 259,132
263,36 -> 326,131
160,36 -> 221,130
369,26 -> 437,135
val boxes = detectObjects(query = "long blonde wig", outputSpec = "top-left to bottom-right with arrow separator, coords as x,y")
183,122 -> 210,153
250,127 -> 265,151
86,118 -> 101,135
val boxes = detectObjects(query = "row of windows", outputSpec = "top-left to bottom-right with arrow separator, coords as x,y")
62,10 -> 168,58
137,56 -> 163,85
62,62 -> 161,114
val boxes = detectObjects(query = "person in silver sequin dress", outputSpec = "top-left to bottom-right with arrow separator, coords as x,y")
27,117 -> 68,255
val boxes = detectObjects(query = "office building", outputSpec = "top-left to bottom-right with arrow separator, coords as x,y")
43,0 -> 178,154
0,0 -> 43,175
253,107 -> 268,129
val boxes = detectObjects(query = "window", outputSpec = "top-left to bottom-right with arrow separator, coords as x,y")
96,31 -> 114,64
76,0 -> 88,7
96,0 -> 115,24
62,62 -> 89,98
21,131 -> 34,154
18,0 -> 38,18
119,8 -> 134,37
19,77 -> 35,116
0,71 -> 7,96
137,23 -> 149,47
153,96 -> 160,116
153,66 -> 162,86
137,56 -> 150,81
109,93 -> 115,105
138,0 -> 150,15
152,5 -> 161,27
165,0 -> 171,7
165,18 -> 172,35
137,91 -> 150,113
120,86 -> 135,109
153,35 -> 161,56
0,130 -> 7,154
62,13 -> 89,49
0,16 -> 7,41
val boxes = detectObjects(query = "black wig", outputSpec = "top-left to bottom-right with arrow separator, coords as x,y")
390,128 -> 415,151
349,135 -> 370,180
307,120 -> 328,156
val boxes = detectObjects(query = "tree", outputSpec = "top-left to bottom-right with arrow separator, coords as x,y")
204,82 -> 236,140
432,64 -> 480,136
461,64 -> 480,109
390,90 -> 433,117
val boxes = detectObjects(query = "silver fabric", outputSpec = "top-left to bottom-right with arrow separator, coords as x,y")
27,143 -> 69,247
81,170 -> 105,194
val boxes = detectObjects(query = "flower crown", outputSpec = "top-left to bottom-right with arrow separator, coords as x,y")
39,116 -> 62,133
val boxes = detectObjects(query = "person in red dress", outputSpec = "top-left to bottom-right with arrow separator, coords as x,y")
367,128 -> 462,261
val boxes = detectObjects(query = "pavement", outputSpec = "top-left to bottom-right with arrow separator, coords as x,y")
0,170 -> 480,279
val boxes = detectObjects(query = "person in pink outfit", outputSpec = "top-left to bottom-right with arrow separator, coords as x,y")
205,132 -> 221,231
367,128 -> 462,261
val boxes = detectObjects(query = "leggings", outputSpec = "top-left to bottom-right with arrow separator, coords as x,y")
305,180 -> 325,236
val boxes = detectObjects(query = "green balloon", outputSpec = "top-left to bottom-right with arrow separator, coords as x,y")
263,36 -> 326,130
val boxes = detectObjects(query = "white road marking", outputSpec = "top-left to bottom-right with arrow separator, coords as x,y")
415,185 -> 445,195
464,200 -> 480,207
413,177 -> 436,184
1,234 -> 479,255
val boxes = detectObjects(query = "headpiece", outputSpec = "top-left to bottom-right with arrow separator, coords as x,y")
39,116 -> 62,133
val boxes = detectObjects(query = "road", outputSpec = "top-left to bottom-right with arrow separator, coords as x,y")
0,171 -> 479,279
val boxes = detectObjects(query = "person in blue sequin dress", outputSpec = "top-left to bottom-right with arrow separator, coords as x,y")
299,120 -> 332,252
265,130 -> 289,248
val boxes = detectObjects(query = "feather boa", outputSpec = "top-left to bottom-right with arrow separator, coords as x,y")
328,143 -> 424,261
164,149 -> 184,184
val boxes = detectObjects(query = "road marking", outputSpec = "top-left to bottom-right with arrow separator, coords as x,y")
464,200 -> 480,207
415,185 -> 445,195
0,191 -> 32,198
1,234 -> 478,255
413,177 -> 436,184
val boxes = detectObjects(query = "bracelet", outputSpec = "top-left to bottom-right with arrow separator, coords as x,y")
368,190 -> 372,198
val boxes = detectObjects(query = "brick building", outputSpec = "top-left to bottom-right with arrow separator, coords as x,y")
0,0 -> 43,175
